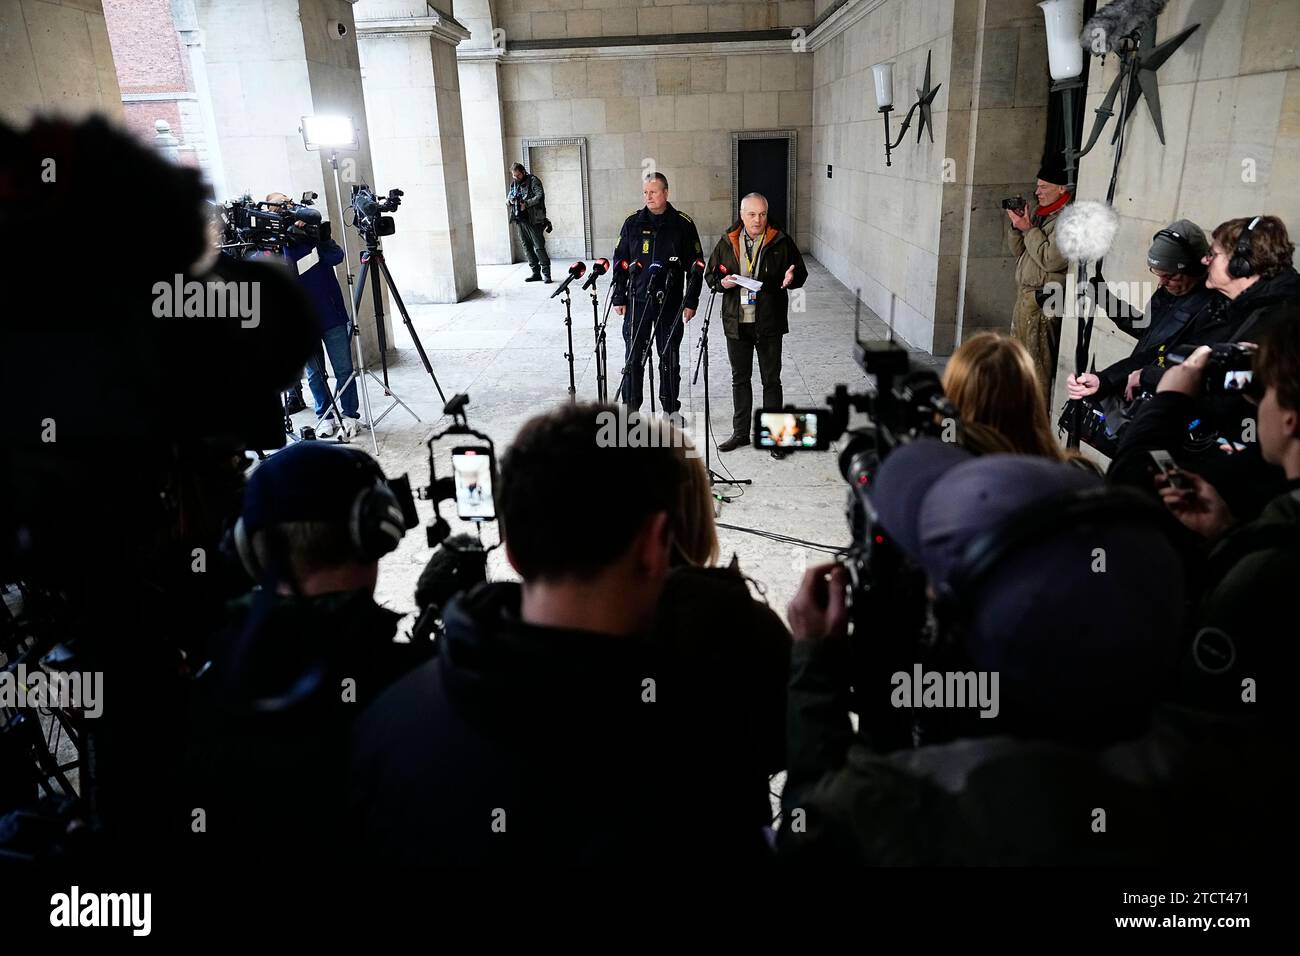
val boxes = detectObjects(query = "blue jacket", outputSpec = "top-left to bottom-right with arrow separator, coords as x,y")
253,239 -> 349,334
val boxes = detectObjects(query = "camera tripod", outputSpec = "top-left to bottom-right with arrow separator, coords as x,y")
317,231 -> 448,453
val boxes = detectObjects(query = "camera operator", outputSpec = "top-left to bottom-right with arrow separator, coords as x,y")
507,162 -> 551,283
1007,160 -> 1072,410
1148,319 -> 1300,715
779,441 -> 1274,864
349,404 -> 773,864
256,192 -> 361,438
185,442 -> 429,863
1067,221 -> 1228,409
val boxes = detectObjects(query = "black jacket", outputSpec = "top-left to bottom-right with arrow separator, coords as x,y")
1226,267 -> 1300,342
611,203 -> 703,313
1178,479 -> 1300,715
1093,284 -> 1228,398
348,581 -> 773,864
704,224 -> 809,339
779,639 -> 1281,865
183,589 -> 430,863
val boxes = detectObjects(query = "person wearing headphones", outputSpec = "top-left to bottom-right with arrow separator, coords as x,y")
183,441 -> 427,863
1205,215 -> 1300,341
1067,221 -> 1228,407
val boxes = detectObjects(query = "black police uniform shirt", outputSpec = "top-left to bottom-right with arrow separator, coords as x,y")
611,203 -> 703,310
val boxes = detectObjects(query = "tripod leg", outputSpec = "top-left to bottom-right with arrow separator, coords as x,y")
377,254 -> 447,406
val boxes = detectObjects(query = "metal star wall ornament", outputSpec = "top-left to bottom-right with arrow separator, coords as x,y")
1111,19 -> 1200,146
914,49 -> 942,144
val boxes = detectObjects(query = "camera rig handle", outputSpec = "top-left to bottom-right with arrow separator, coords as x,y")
420,393 -> 499,554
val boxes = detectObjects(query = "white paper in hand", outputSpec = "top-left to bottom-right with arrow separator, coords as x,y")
730,274 -> 763,292
296,247 -> 320,275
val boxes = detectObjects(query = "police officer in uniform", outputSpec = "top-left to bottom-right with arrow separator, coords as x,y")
611,172 -> 703,415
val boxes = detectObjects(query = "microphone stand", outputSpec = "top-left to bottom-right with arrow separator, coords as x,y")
592,279 -> 613,403
693,282 -> 752,490
561,284 -> 577,404
615,268 -> 664,410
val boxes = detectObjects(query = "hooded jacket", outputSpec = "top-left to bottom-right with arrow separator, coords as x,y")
704,224 -> 809,339
1226,266 -> 1300,342
184,588 -> 428,863
348,581 -> 774,864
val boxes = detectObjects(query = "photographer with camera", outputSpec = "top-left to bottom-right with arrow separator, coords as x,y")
1006,161 -> 1072,411
257,192 -> 360,438
185,441 -> 428,863
779,441 -> 1275,864
1067,221 -> 1228,409
507,162 -> 551,283
349,403 -> 773,864
1144,319 -> 1300,715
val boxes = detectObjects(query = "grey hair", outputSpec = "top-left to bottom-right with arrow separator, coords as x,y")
740,192 -> 768,210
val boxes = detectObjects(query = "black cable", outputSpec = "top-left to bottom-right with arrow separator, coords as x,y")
715,521 -> 844,554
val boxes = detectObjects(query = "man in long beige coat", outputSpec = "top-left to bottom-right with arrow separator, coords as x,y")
1008,162 -> 1072,410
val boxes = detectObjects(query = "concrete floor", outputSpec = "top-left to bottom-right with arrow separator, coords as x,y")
287,256 -> 943,629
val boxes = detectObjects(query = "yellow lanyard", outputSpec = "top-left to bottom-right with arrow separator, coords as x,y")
743,233 -> 764,274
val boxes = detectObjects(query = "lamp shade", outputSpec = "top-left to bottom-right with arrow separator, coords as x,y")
1039,0 -> 1084,81
871,62 -> 895,109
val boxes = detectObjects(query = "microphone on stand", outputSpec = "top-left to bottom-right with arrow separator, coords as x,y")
581,257 -> 609,290
550,260 -> 587,298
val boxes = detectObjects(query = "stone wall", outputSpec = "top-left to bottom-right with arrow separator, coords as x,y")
495,0 -> 813,43
0,0 -> 124,126
1058,0 -> 1300,411
499,46 -> 815,264
804,0 -> 1073,356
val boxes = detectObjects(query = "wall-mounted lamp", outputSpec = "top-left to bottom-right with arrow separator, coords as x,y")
871,51 -> 942,167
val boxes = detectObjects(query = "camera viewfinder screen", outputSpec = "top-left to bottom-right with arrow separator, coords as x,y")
1223,370 -> 1252,392
757,412 -> 819,449
452,449 -> 495,520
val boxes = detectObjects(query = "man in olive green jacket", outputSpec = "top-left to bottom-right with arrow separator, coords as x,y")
1007,162 -> 1072,410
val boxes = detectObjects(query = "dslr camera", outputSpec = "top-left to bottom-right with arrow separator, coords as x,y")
1000,196 -> 1027,213
1166,342 -> 1256,396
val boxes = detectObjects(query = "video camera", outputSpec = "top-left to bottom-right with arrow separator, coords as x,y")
754,324 -> 961,750
215,191 -> 330,257
351,184 -> 403,240
1000,196 -> 1027,214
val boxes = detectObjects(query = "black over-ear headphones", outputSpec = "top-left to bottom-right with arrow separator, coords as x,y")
1228,215 -> 1263,279
232,450 -> 415,583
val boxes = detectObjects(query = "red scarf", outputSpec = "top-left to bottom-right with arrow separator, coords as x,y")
1036,191 -> 1072,220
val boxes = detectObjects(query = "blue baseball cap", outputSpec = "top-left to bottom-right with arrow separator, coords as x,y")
241,441 -> 387,535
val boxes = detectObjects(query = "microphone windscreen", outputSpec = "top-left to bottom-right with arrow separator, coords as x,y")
594,258 -> 609,275
569,261 -> 586,276
1080,0 -> 1169,54
1055,200 -> 1119,263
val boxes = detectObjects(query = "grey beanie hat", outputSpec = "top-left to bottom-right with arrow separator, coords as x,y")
1148,219 -> 1209,274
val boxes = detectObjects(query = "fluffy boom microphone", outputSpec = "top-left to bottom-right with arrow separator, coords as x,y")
1055,201 -> 1119,263
1080,0 -> 1169,55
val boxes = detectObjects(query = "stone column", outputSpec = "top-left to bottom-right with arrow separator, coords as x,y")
172,0 -> 229,199
942,0 -> 1051,350
457,0 -> 512,266
356,1 -> 479,302
194,0 -> 393,362
0,0 -> 124,125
